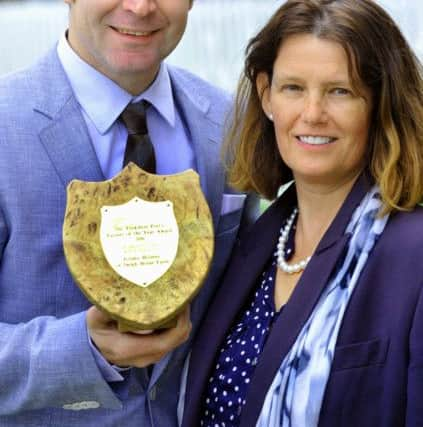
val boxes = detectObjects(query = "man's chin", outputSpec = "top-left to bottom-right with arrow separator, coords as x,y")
101,60 -> 160,94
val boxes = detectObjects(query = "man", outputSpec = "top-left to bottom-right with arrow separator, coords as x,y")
0,0 -> 257,425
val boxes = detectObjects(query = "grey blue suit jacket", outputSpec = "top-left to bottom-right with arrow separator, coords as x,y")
0,48 -> 256,426
182,176 -> 423,427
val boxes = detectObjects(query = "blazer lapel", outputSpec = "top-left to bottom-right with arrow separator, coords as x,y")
240,177 -> 370,426
33,49 -> 104,187
168,69 -> 226,231
182,192 -> 294,426
38,102 -> 104,187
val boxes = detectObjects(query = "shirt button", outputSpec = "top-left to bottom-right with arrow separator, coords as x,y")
252,357 -> 258,366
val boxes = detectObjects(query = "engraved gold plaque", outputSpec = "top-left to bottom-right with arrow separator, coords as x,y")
63,163 -> 214,330
99,197 -> 179,288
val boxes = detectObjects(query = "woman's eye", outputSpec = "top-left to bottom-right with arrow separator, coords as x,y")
281,84 -> 302,92
331,87 -> 350,96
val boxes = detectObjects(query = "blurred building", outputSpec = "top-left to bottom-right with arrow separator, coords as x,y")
0,0 -> 422,92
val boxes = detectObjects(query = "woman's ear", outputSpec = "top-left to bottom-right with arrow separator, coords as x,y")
256,72 -> 273,121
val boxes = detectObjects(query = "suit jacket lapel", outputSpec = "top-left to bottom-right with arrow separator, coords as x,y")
33,49 -> 104,187
240,176 -> 370,426
168,68 -> 226,231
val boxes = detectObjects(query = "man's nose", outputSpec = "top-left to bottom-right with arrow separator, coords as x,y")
122,0 -> 157,16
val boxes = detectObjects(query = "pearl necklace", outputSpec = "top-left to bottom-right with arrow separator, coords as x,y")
276,207 -> 311,274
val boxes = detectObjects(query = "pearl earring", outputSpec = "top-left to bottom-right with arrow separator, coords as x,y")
267,113 -> 273,121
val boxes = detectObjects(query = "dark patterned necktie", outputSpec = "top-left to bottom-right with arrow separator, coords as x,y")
120,101 -> 156,173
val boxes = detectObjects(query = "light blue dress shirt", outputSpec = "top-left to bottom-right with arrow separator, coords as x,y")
56,34 -> 195,385
57,35 -> 195,180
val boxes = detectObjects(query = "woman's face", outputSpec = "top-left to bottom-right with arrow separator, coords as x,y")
258,34 -> 372,189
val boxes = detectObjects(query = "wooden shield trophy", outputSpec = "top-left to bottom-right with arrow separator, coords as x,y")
63,163 -> 214,331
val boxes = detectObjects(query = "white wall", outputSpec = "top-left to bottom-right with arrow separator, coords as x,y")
0,2 -> 68,76
1,0 -> 422,92
167,0 -> 281,90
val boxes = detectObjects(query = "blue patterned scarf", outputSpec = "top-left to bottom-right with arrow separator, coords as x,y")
256,187 -> 389,427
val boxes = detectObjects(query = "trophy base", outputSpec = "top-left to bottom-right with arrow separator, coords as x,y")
117,316 -> 177,333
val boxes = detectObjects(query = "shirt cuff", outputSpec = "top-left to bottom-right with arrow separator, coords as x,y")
87,331 -> 131,382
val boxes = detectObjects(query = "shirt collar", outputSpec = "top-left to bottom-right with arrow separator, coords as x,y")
133,62 -> 176,127
57,34 -> 175,134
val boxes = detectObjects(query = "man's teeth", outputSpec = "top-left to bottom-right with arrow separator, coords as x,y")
298,136 -> 335,145
117,28 -> 152,36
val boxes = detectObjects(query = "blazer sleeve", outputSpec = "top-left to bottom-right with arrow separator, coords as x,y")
0,210 -> 123,414
406,280 -> 423,425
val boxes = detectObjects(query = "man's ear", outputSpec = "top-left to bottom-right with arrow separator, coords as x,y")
256,72 -> 273,120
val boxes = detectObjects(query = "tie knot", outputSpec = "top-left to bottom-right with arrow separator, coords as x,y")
120,100 -> 148,135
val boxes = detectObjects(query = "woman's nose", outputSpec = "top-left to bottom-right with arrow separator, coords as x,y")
301,95 -> 328,125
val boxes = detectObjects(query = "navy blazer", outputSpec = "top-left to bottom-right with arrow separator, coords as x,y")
182,176 -> 423,427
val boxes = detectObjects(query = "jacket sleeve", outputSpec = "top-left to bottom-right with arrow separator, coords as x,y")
0,210 -> 123,415
406,280 -> 423,425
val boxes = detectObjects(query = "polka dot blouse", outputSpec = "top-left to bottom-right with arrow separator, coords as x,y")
200,257 -> 280,426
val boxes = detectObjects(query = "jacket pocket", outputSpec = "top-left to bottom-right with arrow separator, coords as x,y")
332,338 -> 389,371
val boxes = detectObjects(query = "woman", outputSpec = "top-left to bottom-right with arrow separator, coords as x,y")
180,1 -> 423,426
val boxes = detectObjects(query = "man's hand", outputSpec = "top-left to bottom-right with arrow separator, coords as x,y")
86,305 -> 192,368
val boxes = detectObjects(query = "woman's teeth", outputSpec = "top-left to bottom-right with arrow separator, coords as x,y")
298,136 -> 336,145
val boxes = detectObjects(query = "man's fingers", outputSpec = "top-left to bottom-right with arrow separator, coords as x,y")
87,306 -> 117,329
86,304 -> 192,368
175,304 -> 192,340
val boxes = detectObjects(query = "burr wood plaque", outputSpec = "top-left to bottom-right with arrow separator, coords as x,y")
63,163 -> 214,331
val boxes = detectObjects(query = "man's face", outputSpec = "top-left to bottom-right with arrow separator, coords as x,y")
65,0 -> 192,94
